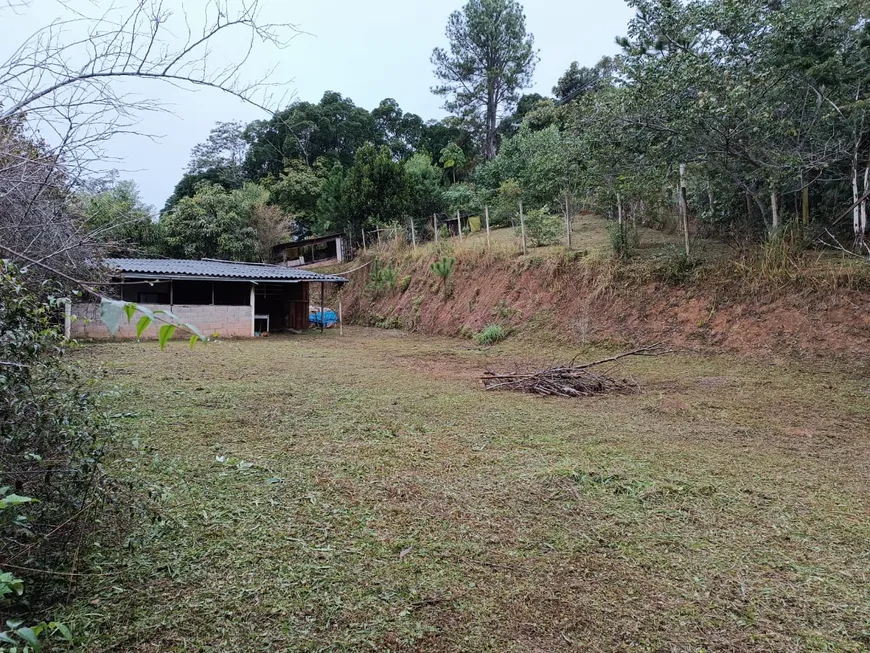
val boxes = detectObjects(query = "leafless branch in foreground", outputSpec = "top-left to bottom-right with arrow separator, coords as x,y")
0,0 -> 298,277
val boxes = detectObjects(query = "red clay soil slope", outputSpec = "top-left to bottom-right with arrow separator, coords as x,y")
340,253 -> 870,361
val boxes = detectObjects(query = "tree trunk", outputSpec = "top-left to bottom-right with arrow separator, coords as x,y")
852,142 -> 861,237
770,192 -> 779,232
485,90 -> 498,160
679,163 -> 690,257
617,192 -> 623,226
519,199 -> 526,255
802,182 -> 809,226
861,157 -> 870,238
564,192 -> 572,250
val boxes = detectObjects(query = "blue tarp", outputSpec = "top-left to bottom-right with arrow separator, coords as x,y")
309,309 -> 339,328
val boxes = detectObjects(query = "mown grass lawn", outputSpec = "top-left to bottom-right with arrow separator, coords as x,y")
65,328 -> 870,652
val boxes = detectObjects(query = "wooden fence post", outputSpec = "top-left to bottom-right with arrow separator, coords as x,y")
434,213 -> 438,245
485,205 -> 491,250
362,228 -> 367,252
320,281 -> 325,334
410,218 -> 417,250
456,209 -> 462,241
519,200 -> 527,255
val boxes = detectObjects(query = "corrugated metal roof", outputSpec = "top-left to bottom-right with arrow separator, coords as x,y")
104,258 -> 346,283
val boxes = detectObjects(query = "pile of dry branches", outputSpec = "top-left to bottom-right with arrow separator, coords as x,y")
481,344 -> 667,398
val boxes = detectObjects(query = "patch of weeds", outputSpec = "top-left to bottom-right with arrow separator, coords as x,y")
606,222 -> 639,260
653,245 -> 700,284
569,470 -> 652,497
523,205 -> 563,247
398,275 -> 412,293
375,315 -> 403,330
368,259 -> 399,296
491,299 -> 520,322
467,287 -> 481,313
457,325 -> 474,339
473,324 -> 507,346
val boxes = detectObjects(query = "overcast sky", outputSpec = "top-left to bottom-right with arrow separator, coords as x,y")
6,0 -> 635,209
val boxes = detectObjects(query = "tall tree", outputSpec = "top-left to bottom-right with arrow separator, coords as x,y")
339,144 -> 410,244
159,183 -> 264,261
431,0 -> 538,160
187,121 -> 248,188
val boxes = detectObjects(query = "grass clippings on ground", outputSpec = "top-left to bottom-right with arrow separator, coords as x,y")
63,328 -> 870,652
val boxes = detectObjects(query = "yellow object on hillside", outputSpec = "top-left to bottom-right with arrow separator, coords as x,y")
468,216 -> 482,232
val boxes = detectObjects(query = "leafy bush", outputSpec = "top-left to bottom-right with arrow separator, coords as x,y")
606,221 -> 639,260
654,246 -> 699,284
474,324 -> 507,345
0,266 -> 115,619
523,205 -> 562,247
367,259 -> 398,295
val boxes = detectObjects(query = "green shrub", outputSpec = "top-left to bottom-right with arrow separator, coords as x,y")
367,259 -> 398,295
398,275 -> 412,293
430,256 -> 456,298
523,205 -> 562,247
654,245 -> 699,284
474,324 -> 507,345
606,221 -> 639,260
0,265 -> 114,611
375,315 -> 403,329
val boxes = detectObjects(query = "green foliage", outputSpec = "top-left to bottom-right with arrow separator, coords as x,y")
439,142 -> 467,183
158,182 -> 263,261
606,221 -> 639,260
368,259 -> 399,295
0,618 -> 73,652
77,180 -> 158,256
404,153 -> 445,228
244,91 -> 383,178
430,256 -> 456,280
477,125 -> 580,210
473,324 -> 507,345
0,266 -> 113,609
314,163 -> 345,235
523,205 -> 562,247
339,145 -> 410,244
398,275 -> 412,293
263,158 -> 328,232
98,299 -> 205,348
431,0 -> 537,159
430,256 -> 456,297
443,182 -> 479,214
654,246 -> 699,285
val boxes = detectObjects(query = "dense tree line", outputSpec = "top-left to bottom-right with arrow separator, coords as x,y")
97,0 -> 870,264
477,0 -> 870,251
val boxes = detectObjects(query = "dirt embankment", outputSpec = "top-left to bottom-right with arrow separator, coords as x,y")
338,252 -> 870,361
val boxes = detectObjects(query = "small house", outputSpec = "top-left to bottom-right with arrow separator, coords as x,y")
272,234 -> 346,268
69,258 -> 346,340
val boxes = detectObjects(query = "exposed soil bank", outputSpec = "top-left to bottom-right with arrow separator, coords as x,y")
339,253 -> 870,361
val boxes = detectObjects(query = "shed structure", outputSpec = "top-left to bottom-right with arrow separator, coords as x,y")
69,258 -> 346,340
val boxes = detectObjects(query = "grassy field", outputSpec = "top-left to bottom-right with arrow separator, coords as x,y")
66,329 -> 870,652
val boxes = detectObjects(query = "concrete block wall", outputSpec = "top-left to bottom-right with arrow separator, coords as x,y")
70,303 -> 253,340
